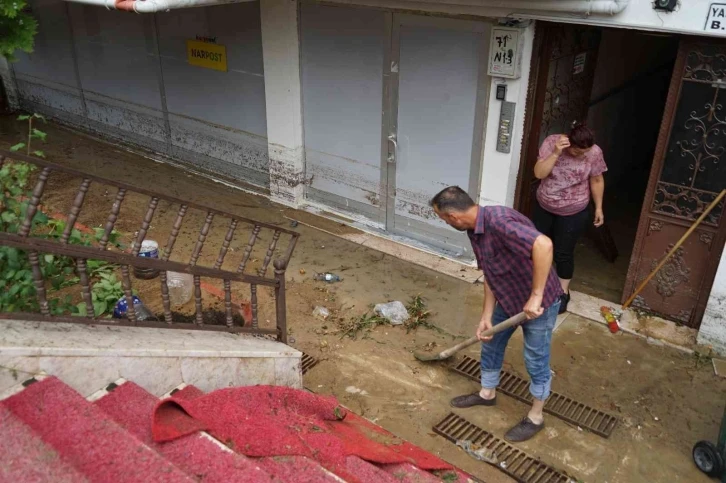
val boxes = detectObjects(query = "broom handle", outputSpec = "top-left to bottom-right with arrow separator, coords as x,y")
438,312 -> 527,358
622,189 -> 726,310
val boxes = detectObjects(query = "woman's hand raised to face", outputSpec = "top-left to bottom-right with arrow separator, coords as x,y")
554,135 -> 570,156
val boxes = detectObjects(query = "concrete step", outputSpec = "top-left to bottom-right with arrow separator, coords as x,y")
0,319 -> 301,399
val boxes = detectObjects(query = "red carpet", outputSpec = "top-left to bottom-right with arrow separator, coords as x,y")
256,456 -> 347,482
95,381 -> 278,483
151,385 -> 457,482
0,404 -> 88,482
0,376 -> 470,482
380,463 -> 443,483
2,377 -> 192,482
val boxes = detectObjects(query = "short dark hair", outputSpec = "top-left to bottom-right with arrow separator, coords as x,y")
569,123 -> 595,149
430,186 -> 475,213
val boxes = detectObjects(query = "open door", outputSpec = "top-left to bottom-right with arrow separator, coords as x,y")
516,23 -> 601,217
624,39 -> 726,328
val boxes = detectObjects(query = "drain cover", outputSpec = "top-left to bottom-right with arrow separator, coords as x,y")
301,352 -> 320,375
433,412 -> 573,483
452,356 -> 618,438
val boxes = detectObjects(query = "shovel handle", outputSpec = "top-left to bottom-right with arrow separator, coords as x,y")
437,312 -> 527,359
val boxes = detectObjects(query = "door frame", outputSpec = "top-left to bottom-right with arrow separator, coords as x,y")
623,36 -> 726,327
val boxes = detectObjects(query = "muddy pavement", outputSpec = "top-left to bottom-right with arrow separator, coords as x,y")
2,116 -> 725,482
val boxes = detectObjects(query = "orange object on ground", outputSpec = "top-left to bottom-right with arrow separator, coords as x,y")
600,306 -> 620,334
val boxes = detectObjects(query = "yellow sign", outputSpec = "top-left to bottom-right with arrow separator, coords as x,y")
186,40 -> 227,72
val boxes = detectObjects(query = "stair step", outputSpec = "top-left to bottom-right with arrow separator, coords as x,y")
256,456 -> 346,482
94,380 -> 278,483
381,463 -> 443,483
0,404 -> 89,482
2,376 -> 192,482
345,456 -> 399,483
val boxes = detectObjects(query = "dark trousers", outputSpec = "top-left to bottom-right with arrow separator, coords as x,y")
532,201 -> 590,281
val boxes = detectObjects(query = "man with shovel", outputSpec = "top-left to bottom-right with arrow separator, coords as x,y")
431,186 -> 562,442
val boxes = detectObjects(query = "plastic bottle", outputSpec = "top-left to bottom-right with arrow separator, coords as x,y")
166,271 -> 194,306
113,295 -> 156,321
313,273 -> 341,283
133,240 -> 160,280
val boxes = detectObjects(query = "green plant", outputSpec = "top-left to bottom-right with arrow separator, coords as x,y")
74,272 -> 124,318
405,295 -> 444,334
10,113 -> 46,158
338,310 -> 387,340
1,118 -> 123,315
0,0 -> 38,62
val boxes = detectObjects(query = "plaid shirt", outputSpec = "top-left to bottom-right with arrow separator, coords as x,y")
468,206 -> 562,317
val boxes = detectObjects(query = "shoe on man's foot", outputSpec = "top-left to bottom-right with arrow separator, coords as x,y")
558,292 -> 570,315
504,417 -> 544,442
449,393 -> 497,408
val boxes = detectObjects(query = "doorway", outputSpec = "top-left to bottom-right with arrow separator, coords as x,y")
300,4 -> 491,259
575,30 -> 679,303
516,24 -> 679,305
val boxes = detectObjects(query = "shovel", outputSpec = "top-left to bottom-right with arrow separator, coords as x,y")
413,312 -> 527,362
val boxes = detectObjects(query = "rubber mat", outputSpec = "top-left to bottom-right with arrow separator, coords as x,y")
433,412 -> 573,483
452,356 -> 618,438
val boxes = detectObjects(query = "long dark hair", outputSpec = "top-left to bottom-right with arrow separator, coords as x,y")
569,123 -> 595,149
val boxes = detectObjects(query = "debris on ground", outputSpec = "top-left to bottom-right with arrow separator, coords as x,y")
313,306 -> 330,320
314,272 -> 342,283
455,440 -> 498,464
338,312 -> 388,339
712,357 -> 726,378
600,306 -> 621,333
404,295 -> 442,333
374,301 -> 410,326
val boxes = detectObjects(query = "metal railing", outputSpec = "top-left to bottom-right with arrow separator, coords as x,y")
0,150 -> 299,343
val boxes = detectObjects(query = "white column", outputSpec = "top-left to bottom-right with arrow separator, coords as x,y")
478,21 -> 535,208
260,0 -> 305,207
697,248 -> 726,355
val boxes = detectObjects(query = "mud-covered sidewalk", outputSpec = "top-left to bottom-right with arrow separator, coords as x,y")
1,115 -> 725,482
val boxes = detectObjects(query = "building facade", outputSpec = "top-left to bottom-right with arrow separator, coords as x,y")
2,0 -> 726,351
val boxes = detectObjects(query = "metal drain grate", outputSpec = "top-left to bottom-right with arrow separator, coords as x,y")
301,352 -> 320,375
452,356 -> 618,438
433,413 -> 573,483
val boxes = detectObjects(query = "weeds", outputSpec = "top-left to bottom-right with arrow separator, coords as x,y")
74,272 -> 125,317
338,295 -> 445,339
693,348 -> 714,369
338,310 -> 387,340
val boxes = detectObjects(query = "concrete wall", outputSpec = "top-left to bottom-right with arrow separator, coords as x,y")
698,252 -> 726,355
11,0 -> 269,188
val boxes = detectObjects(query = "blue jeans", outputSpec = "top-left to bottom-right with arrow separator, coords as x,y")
480,301 -> 560,401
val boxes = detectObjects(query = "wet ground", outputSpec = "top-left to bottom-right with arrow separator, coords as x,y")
2,116 -> 725,482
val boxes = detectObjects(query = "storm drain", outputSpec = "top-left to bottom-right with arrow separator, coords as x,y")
433,413 -> 573,483
301,352 -> 320,375
452,356 -> 618,438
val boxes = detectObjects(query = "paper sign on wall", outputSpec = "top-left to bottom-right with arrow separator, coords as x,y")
187,40 -> 227,72
573,53 -> 587,75
487,27 -> 524,79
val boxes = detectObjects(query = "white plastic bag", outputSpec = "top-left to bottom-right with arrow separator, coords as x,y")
373,301 -> 409,326
313,306 -> 330,320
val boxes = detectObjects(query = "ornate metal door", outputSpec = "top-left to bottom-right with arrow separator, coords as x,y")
624,40 -> 726,328
516,23 -> 601,217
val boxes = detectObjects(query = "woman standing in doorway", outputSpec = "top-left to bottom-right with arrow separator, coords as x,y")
533,123 -> 606,314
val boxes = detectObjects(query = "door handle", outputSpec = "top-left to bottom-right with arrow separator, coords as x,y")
387,134 -> 397,164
